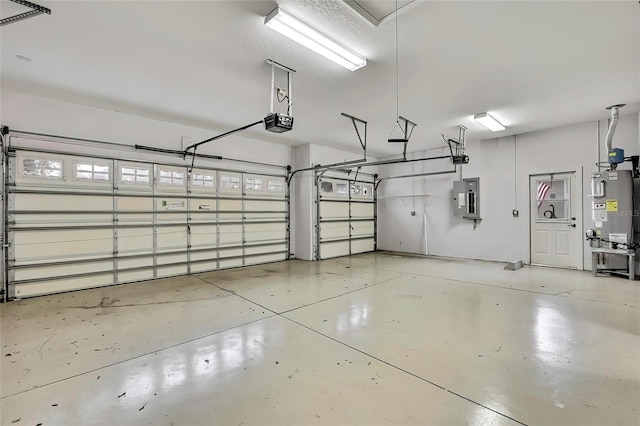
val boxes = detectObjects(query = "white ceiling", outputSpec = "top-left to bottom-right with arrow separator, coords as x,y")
1,0 -> 639,156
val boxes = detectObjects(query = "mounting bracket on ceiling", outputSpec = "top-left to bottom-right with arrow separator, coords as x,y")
388,116 -> 417,159
443,125 -> 469,165
341,112 -> 368,158
1,0 -> 51,27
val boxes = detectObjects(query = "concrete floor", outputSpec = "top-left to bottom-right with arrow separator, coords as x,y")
1,252 -> 639,426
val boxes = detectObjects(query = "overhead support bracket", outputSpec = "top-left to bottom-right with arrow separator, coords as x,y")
1,0 -> 51,26
444,125 -> 469,165
341,112 -> 367,158
266,59 -> 296,74
388,116 -> 417,159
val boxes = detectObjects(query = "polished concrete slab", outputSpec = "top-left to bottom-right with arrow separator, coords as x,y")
1,252 -> 639,425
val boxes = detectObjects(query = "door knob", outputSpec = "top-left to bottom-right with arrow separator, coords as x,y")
567,224 -> 576,228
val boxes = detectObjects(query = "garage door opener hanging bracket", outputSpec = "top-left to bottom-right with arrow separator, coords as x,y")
341,112 -> 368,159
386,0 -> 417,160
180,60 -> 295,172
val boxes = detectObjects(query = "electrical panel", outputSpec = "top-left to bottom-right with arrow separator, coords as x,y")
453,178 -> 480,220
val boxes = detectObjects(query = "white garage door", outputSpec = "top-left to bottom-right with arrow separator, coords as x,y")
315,174 -> 376,260
6,148 -> 288,298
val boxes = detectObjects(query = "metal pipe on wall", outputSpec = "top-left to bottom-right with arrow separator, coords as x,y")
605,105 -> 622,153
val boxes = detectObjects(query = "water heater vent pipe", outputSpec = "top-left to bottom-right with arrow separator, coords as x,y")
605,104 -> 625,152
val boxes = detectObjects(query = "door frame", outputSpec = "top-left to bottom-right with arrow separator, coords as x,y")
528,169 -> 584,270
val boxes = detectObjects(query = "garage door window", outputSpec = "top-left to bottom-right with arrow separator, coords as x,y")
192,173 -> 214,187
320,182 -> 333,193
245,177 -> 263,191
121,166 -> 150,184
159,169 -> 185,186
220,175 -> 241,190
22,158 -> 63,179
268,179 -> 284,193
75,162 -> 110,182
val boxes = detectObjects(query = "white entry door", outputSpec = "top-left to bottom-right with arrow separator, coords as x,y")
530,172 -> 579,268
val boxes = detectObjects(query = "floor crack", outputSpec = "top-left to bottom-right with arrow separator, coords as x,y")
38,334 -> 55,361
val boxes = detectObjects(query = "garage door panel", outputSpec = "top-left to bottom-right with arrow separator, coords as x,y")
219,214 -> 241,222
118,257 -> 153,270
190,261 -> 219,273
245,243 -> 287,256
320,222 -> 350,240
320,202 -> 349,219
245,200 -> 286,212
220,258 -> 243,269
157,213 -> 187,223
117,197 -> 153,211
14,274 -> 114,298
220,248 -> 243,259
157,265 -> 188,277
219,225 -> 242,245
157,226 -> 187,250
320,241 -> 350,259
190,225 -> 217,247
14,213 -> 112,226
14,193 -> 112,211
351,203 -> 374,218
191,250 -> 217,262
352,221 -> 374,237
219,199 -> 242,211
157,253 -> 187,266
245,253 -> 286,265
118,270 -> 154,282
118,228 -> 153,253
14,261 -> 113,281
244,212 -> 286,220
351,238 -> 375,254
14,229 -> 113,260
245,223 -> 285,242
156,198 -> 187,223
190,198 -> 217,222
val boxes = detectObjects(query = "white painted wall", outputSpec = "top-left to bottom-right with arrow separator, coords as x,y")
292,144 -> 313,260
378,113 -> 640,270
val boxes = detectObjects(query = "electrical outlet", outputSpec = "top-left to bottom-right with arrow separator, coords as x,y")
512,209 -> 519,217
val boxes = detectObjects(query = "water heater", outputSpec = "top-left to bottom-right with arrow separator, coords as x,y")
588,167 -> 640,274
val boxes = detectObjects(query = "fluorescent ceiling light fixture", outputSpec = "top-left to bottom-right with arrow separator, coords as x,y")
265,7 -> 367,71
473,112 -> 506,132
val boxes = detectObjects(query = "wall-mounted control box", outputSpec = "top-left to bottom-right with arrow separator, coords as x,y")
453,178 -> 481,220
